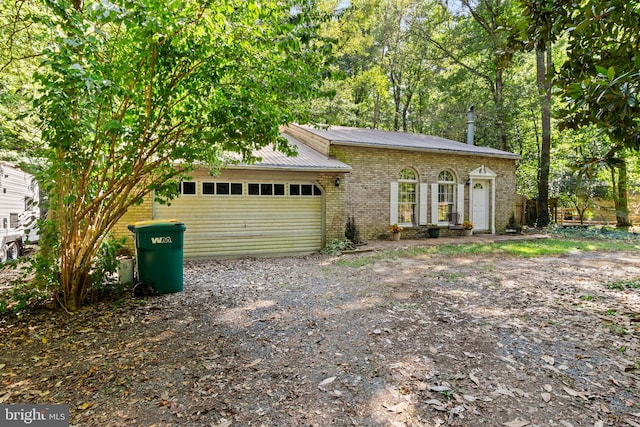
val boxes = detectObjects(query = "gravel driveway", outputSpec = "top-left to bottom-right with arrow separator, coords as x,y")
1,242 -> 640,427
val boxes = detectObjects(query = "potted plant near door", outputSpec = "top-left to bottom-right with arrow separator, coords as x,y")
462,220 -> 473,236
506,213 -> 523,234
427,224 -> 440,238
389,224 -> 403,241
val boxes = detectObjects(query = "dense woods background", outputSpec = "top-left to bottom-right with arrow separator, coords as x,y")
308,0 -> 640,228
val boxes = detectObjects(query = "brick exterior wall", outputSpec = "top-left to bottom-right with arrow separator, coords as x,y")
112,193 -> 154,253
330,145 -> 518,240
317,173 -> 347,242
111,146 -> 516,252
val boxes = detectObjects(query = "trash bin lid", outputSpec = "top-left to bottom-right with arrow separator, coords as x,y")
128,219 -> 185,231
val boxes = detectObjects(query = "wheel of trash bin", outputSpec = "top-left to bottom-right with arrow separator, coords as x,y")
133,282 -> 154,297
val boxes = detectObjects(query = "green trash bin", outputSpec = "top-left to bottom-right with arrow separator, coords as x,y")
128,219 -> 187,294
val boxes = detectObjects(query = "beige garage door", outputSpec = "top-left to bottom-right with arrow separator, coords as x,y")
154,181 -> 323,257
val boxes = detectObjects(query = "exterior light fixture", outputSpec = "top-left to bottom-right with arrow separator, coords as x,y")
335,177 -> 341,187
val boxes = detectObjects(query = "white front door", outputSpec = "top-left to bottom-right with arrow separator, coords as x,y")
472,180 -> 489,231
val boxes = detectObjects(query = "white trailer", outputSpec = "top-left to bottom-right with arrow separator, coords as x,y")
0,161 -> 40,262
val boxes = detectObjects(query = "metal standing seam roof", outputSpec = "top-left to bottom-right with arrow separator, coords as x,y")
295,124 -> 520,160
226,133 -> 352,172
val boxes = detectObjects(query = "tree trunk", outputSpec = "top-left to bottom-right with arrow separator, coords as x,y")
494,68 -> 508,151
389,69 -> 402,131
401,90 -> 413,132
535,48 -> 552,227
373,93 -> 381,129
614,158 -> 631,227
58,209 -> 98,311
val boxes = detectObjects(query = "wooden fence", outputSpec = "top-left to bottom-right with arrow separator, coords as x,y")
521,195 -> 640,227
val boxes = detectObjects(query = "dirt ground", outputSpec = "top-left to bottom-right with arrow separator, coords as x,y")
1,239 -> 640,427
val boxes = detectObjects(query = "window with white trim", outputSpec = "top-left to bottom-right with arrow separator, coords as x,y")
9,213 -> 18,229
248,183 -> 287,196
437,170 -> 455,221
180,181 -> 196,195
289,184 -> 322,196
398,168 -> 417,225
202,182 -> 243,195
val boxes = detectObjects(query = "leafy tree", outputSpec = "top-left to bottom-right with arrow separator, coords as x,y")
574,144 -> 632,227
554,171 -> 608,225
555,0 -> 640,226
519,0 -> 638,227
422,0 -> 520,151
313,0 -> 392,127
32,0 -> 334,311
557,1 -> 640,151
514,0 -> 564,227
0,1 -> 48,157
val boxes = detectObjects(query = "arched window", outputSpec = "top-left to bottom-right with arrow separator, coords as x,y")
398,168 -> 417,225
437,170 -> 456,222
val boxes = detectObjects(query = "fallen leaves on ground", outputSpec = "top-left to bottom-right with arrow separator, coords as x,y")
1,249 -> 639,426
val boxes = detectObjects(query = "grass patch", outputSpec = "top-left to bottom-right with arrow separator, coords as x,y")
336,237 -> 640,268
606,278 -> 640,290
609,324 -> 628,336
549,226 -> 640,241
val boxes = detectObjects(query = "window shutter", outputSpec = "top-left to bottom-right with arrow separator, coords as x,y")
430,183 -> 439,223
457,184 -> 465,222
390,181 -> 398,224
419,184 -> 428,225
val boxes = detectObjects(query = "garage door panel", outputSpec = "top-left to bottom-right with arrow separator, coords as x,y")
154,187 -> 323,257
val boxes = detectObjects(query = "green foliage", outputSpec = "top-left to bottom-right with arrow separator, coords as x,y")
89,236 -> 127,297
0,258 -> 51,313
24,0 -> 335,311
0,278 -> 50,314
506,213 -> 522,232
609,324 -> 628,336
553,171 -> 606,223
0,1 -> 48,157
606,278 -> 640,291
552,0 -> 640,150
322,238 -> 355,255
549,225 -> 640,241
345,215 -> 361,244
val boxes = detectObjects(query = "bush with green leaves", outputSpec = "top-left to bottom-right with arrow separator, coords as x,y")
345,215 -> 361,244
322,238 -> 355,255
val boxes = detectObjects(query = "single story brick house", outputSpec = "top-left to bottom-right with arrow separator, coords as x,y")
115,124 -> 519,257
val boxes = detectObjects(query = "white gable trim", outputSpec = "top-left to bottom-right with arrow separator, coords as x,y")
469,165 -> 497,179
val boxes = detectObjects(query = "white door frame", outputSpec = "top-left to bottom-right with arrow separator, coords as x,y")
467,165 -> 497,234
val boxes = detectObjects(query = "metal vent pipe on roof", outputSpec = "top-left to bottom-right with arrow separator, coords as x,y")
466,105 -> 474,145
